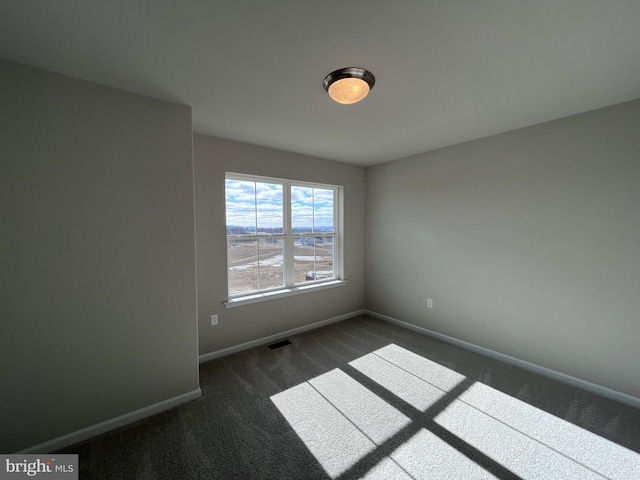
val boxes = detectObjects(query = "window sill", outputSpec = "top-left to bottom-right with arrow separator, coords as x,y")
224,280 -> 347,308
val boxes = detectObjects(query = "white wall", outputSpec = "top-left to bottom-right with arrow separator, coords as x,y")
365,99 -> 640,399
0,59 -> 200,452
194,135 -> 365,356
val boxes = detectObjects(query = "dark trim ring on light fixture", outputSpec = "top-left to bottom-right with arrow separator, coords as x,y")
323,67 -> 376,91
323,67 -> 375,104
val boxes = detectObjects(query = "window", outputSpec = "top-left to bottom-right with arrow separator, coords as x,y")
225,173 -> 343,302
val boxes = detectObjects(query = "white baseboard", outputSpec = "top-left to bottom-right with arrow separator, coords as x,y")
199,309 -> 366,363
19,388 -> 203,454
365,310 -> 640,410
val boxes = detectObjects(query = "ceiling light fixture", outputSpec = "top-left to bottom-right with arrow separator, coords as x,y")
323,67 -> 375,105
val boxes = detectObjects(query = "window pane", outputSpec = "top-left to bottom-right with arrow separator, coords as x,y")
291,186 -> 313,233
314,188 -> 334,233
315,237 -> 335,281
294,236 -> 334,284
228,238 -> 258,295
294,237 -> 316,284
256,182 -> 283,234
226,179 -> 256,234
258,238 -> 284,290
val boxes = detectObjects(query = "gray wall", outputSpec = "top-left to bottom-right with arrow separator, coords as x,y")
365,99 -> 640,399
0,60 -> 200,452
194,135 -> 365,355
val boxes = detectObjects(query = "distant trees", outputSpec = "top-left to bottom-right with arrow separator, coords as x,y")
226,226 -> 284,235
227,225 -> 334,235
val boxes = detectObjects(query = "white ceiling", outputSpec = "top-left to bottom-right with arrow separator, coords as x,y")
2,1 -> 640,166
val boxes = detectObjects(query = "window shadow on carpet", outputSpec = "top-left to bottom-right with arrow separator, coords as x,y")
271,343 -> 640,480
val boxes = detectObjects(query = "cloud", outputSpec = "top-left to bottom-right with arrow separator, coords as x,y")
226,179 -> 284,229
226,180 -> 334,230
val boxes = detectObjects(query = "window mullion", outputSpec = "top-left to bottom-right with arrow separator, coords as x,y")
312,188 -> 315,234
284,183 -> 295,287
313,243 -> 317,280
256,238 -> 261,291
334,187 -> 340,279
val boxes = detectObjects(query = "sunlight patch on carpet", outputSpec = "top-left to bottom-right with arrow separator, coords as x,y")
308,369 -> 411,445
349,344 -> 466,411
271,380 -> 374,478
271,368 -> 410,478
435,382 -> 640,479
271,343 -> 639,480
388,428 -> 498,479
373,343 -> 465,391
360,457 -> 414,480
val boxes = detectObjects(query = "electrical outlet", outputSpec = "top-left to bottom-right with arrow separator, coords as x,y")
427,298 -> 433,309
211,314 -> 218,326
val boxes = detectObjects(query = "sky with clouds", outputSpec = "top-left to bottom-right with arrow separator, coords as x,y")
225,179 -> 334,232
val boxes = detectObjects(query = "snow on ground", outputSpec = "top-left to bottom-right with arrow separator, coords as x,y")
230,254 -> 329,271
230,255 -> 284,270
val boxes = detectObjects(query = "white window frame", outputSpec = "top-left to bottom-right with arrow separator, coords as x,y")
224,173 -> 345,308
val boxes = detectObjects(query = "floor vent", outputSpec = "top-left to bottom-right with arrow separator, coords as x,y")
267,339 -> 292,350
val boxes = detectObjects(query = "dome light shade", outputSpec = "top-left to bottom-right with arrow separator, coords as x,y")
323,68 -> 375,104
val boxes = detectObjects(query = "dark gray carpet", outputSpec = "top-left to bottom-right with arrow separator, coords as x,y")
59,315 -> 640,479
